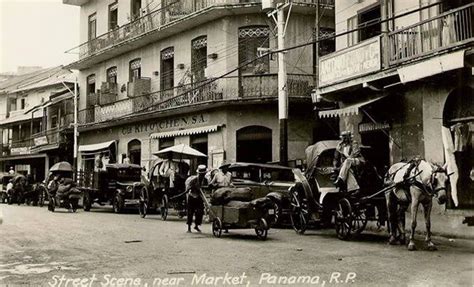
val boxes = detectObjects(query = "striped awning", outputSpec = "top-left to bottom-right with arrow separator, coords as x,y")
150,125 -> 220,139
318,96 -> 386,118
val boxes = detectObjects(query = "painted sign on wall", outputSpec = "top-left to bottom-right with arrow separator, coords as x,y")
121,114 -> 208,135
319,36 -> 381,87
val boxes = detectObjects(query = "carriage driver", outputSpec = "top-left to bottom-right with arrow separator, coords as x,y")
333,131 -> 365,191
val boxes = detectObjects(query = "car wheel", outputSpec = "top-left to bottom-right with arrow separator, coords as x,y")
255,218 -> 268,240
138,187 -> 148,219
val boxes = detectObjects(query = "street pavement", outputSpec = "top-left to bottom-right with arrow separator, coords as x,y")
0,204 -> 473,287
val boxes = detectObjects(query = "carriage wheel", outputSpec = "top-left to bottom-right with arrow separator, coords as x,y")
83,190 -> 92,211
335,198 -> 352,240
161,194 -> 168,221
138,187 -> 148,219
70,199 -> 78,212
38,187 -> 45,207
255,218 -> 269,240
290,190 -> 308,235
351,209 -> 367,235
212,218 -> 222,238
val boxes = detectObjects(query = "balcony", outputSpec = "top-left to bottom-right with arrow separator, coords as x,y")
127,78 -> 151,98
78,73 -> 314,125
318,3 -> 473,89
99,82 -> 118,105
388,3 -> 473,65
66,0 -> 333,69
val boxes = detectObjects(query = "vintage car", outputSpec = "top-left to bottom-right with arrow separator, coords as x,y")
219,162 -> 295,224
79,163 -> 144,213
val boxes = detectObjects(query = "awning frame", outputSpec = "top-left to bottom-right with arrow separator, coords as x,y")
318,96 -> 386,118
150,125 -> 221,139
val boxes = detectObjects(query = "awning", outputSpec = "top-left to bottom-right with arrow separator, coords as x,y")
79,140 -> 116,154
0,153 -> 46,162
318,96 -> 386,118
150,125 -> 220,139
397,49 -> 465,84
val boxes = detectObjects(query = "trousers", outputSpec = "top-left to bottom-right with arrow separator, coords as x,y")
338,157 -> 364,182
187,195 -> 204,226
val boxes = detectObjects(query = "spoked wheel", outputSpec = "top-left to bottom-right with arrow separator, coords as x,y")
38,187 -> 46,207
212,218 -> 222,238
335,198 -> 352,240
83,190 -> 92,211
138,187 -> 148,219
351,208 -> 368,235
290,190 -> 308,234
255,218 -> 269,240
160,194 -> 168,221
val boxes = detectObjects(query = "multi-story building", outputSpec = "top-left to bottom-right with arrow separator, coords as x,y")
0,67 -> 75,182
63,0 -> 335,173
315,0 -> 473,211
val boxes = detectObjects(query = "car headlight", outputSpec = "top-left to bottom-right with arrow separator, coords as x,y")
126,186 -> 133,193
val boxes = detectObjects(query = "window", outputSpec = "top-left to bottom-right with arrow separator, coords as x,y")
314,28 -> 335,57
131,0 -> 142,20
107,66 -> 118,83
129,59 -> 141,82
88,13 -> 97,41
109,2 -> 118,30
51,115 -> 58,129
86,74 -> 96,106
191,36 -> 207,82
20,98 -> 26,110
8,97 -> 17,112
358,5 -> 381,42
238,26 -> 270,75
347,15 -> 358,46
160,47 -> 174,90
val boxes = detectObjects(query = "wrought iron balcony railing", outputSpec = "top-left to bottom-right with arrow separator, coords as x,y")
70,0 -> 333,60
77,73 -> 314,125
388,3 -> 473,65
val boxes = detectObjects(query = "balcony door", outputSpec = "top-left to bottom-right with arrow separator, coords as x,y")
131,0 -> 142,20
88,13 -> 97,41
191,36 -> 207,83
238,26 -> 270,75
161,47 -> 174,99
129,58 -> 141,82
86,74 -> 96,106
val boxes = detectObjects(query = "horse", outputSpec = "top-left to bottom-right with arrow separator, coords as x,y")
385,159 -> 449,251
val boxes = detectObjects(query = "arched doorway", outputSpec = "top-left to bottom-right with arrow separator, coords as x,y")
443,86 -> 473,209
236,126 -> 272,163
128,139 -> 141,166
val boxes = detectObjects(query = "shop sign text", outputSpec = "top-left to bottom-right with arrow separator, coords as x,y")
121,114 -> 208,135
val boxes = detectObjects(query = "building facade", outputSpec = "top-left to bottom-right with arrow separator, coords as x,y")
315,0 -> 473,211
64,0 -> 335,173
0,67 -> 76,182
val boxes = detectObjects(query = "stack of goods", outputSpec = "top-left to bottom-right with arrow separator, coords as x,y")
210,187 -> 273,209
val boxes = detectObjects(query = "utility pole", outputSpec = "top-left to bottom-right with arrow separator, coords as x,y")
277,4 -> 288,166
314,0 -> 320,84
73,77 -> 78,174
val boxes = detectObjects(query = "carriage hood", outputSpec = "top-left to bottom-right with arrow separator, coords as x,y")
305,140 -> 339,171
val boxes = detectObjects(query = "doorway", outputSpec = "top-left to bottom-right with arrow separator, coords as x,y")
128,139 -> 141,166
236,126 -> 272,163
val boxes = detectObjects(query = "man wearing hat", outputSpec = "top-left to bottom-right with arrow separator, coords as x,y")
333,131 -> 364,191
185,164 -> 207,233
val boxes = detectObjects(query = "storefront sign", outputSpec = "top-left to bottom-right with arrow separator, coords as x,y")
34,136 -> 48,147
121,114 -> 208,135
319,37 -> 381,87
10,147 -> 31,155
359,122 -> 391,133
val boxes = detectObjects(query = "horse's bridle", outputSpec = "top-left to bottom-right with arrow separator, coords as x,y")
428,167 -> 448,197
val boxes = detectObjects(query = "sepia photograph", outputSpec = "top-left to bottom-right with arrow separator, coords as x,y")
0,0 -> 473,286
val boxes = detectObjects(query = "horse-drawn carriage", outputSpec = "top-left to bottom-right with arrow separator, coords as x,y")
289,140 -> 389,240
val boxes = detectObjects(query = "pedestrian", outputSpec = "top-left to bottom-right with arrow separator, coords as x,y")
8,166 -> 15,175
95,153 -> 103,171
123,154 -> 131,164
185,164 -> 207,233
333,131 -> 365,191
159,154 -> 179,190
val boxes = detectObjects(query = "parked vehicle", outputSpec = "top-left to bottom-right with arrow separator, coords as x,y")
6,174 -> 27,205
78,163 -> 144,213
220,162 -> 295,225
47,178 -> 82,212
289,140 -> 389,240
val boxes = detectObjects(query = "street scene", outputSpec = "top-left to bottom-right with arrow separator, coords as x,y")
1,0 -> 473,286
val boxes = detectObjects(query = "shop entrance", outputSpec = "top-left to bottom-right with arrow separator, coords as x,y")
128,139 -> 141,166
191,134 -> 208,172
443,86 -> 474,209
361,129 -> 391,175
236,126 -> 272,163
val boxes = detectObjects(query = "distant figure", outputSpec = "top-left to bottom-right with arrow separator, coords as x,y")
159,154 -> 179,189
95,153 -> 103,171
185,165 -> 207,233
102,154 -> 110,170
8,167 -> 15,175
123,154 -> 131,164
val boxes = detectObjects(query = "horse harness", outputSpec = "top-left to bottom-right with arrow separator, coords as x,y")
401,159 -> 447,198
